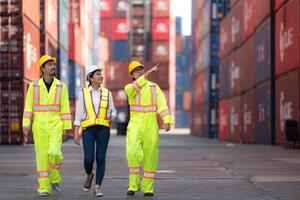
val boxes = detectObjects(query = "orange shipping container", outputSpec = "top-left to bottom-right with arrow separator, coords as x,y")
182,90 -> 191,111
23,0 -> 40,27
23,16 -> 40,81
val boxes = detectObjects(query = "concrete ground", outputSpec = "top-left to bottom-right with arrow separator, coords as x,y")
0,131 -> 300,199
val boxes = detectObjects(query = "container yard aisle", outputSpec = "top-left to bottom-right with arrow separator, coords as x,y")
0,134 -> 300,200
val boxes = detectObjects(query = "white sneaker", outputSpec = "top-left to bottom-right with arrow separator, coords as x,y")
94,188 -> 103,197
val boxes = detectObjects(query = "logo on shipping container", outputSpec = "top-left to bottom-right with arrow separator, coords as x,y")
231,17 -> 240,43
230,62 -> 239,89
116,22 -> 128,33
280,92 -> 293,132
156,22 -> 167,33
25,33 -> 37,70
156,44 -> 168,56
258,103 -> 266,122
156,0 -> 168,11
100,0 -> 110,11
257,42 -> 265,62
116,1 -> 128,11
244,1 -> 252,32
47,0 -> 57,25
279,22 -> 294,62
243,103 -> 252,133
230,107 -> 238,134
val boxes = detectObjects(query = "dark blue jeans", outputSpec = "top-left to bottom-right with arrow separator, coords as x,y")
82,125 -> 110,185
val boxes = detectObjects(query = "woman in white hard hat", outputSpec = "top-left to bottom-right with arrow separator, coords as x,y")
73,65 -> 117,197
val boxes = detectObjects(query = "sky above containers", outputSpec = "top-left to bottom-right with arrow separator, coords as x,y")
173,0 -> 191,35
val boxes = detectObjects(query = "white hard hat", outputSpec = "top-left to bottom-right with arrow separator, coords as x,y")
86,65 -> 102,81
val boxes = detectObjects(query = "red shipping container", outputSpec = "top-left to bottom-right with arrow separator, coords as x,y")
113,0 -> 128,18
100,18 -> 112,38
242,0 -> 254,42
275,0 -> 288,11
241,36 -> 254,92
132,6 -> 144,16
100,0 -> 113,17
194,46 -> 203,74
45,0 -> 58,41
194,73 -> 203,106
254,0 -> 270,28
112,18 -> 128,40
69,23 -> 82,65
151,41 -> 169,62
23,0 -> 40,27
191,107 -> 201,136
242,89 -> 255,143
45,33 -> 58,58
193,17 -> 202,50
229,0 -> 240,8
152,0 -> 170,17
230,1 -> 243,50
23,16 -> 40,81
275,70 -> 299,145
229,48 -> 243,96
104,62 -> 129,90
148,62 -> 170,90
111,90 -> 128,108
275,0 -> 300,77
218,99 -> 230,141
219,15 -> 231,58
229,95 -> 242,142
69,0 -> 81,24
152,18 -> 170,41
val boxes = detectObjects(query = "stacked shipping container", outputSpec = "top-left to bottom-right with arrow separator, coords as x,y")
218,0 -> 274,144
191,0 -> 228,138
0,0 -> 41,144
175,17 -> 190,128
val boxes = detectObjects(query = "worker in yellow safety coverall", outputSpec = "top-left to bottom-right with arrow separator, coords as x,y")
125,61 -> 173,197
22,55 -> 72,197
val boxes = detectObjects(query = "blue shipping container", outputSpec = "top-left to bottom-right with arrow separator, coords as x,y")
58,47 -> 69,87
175,94 -> 183,109
176,17 -> 182,35
58,0 -> 68,49
201,34 -> 219,70
254,80 -> 271,143
254,17 -> 271,85
68,61 -> 82,100
183,36 -> 190,52
175,110 -> 190,128
112,41 -> 130,62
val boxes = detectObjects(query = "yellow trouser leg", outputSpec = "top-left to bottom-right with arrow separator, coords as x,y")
141,121 -> 159,193
126,125 -> 143,191
48,129 -> 63,184
33,124 -> 51,193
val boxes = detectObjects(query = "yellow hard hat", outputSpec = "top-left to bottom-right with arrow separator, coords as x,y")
128,61 -> 144,76
38,55 -> 56,68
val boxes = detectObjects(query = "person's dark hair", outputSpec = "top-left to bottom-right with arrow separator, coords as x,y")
88,69 -> 101,87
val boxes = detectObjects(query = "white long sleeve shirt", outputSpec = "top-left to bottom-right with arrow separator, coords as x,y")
74,86 -> 117,126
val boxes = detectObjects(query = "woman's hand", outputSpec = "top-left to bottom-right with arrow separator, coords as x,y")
74,134 -> 81,145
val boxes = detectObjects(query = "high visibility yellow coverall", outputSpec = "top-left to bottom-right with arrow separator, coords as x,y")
22,78 -> 72,193
124,75 -> 173,193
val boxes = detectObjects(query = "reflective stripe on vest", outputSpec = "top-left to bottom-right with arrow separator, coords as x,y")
81,87 -> 110,128
160,109 -> 170,118
23,111 -> 32,119
33,81 -> 63,112
130,84 -> 157,113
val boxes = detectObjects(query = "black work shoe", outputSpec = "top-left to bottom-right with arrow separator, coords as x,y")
127,190 -> 135,196
144,192 -> 154,197
83,173 -> 94,192
52,183 -> 61,193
